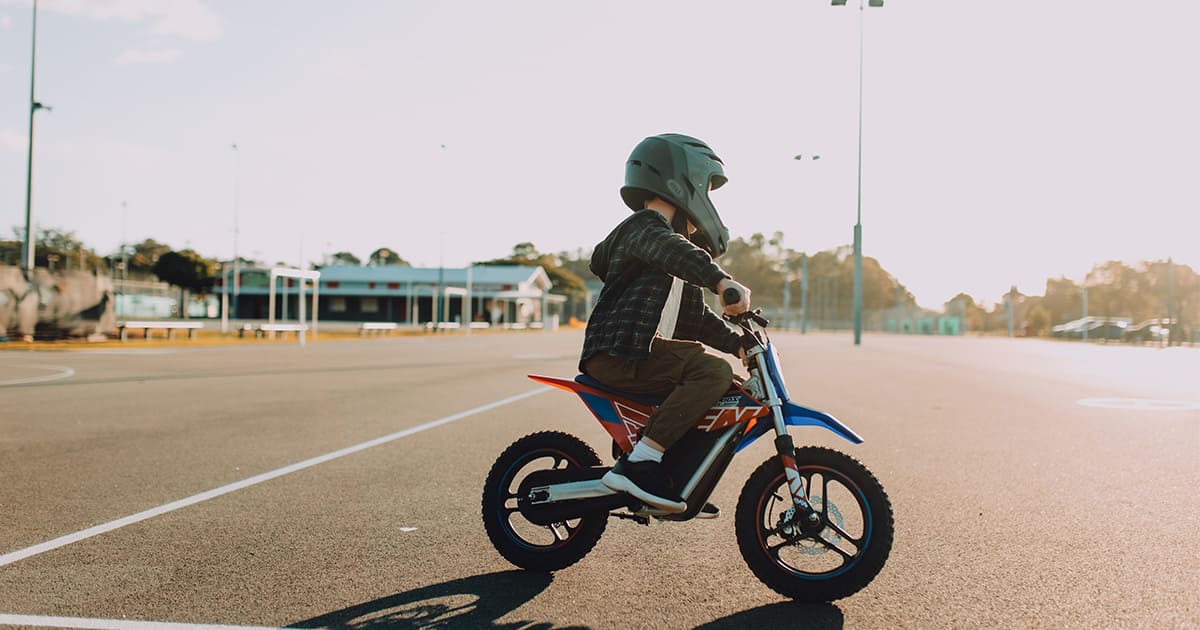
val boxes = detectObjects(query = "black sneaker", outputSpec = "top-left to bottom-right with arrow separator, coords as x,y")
695,502 -> 720,519
601,458 -> 687,513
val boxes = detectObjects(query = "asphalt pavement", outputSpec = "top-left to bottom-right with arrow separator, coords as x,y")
1,331 -> 1197,629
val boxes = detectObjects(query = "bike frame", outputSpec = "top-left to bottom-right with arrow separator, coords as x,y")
529,318 -> 864,519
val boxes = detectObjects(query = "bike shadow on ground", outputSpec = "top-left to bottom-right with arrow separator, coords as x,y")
695,601 -> 844,630
287,570 -> 584,630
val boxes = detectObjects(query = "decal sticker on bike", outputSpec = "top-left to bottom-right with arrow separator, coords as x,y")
698,402 -> 767,431
612,400 -> 649,446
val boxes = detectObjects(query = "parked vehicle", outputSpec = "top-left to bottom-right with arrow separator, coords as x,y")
1051,319 -> 1083,338
1124,318 -> 1176,344
1084,318 -> 1129,341
1050,316 -> 1129,340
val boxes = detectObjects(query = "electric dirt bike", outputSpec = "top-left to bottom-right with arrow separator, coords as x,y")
481,291 -> 893,602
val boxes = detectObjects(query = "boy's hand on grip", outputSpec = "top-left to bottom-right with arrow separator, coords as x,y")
717,278 -> 751,317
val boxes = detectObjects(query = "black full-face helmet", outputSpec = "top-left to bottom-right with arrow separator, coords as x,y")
620,133 -> 730,258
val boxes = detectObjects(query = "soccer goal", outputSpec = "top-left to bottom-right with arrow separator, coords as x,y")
265,267 -> 320,345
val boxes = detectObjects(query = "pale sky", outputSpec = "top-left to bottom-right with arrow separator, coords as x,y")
1,0 -> 1197,309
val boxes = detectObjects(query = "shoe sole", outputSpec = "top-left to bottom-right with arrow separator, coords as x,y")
601,471 -> 687,514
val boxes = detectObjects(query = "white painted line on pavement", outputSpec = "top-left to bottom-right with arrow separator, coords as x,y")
0,364 -> 75,386
0,387 -> 549,568
1077,397 -> 1200,411
0,614 -> 279,629
69,349 -> 177,355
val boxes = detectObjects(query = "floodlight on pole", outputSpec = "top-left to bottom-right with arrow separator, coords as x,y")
832,0 -> 883,346
21,0 -> 47,272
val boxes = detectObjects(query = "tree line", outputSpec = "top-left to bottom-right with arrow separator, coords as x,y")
966,260 -> 1198,336
2,227 -> 1194,334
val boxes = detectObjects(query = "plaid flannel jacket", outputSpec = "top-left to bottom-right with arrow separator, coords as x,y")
580,210 -> 741,371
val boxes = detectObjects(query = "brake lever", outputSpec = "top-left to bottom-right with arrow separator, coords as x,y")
723,308 -> 770,329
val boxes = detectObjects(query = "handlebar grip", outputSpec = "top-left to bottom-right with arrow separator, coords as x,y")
722,287 -> 741,305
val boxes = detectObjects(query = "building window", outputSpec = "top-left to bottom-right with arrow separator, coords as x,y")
330,297 -> 347,313
361,297 -> 379,313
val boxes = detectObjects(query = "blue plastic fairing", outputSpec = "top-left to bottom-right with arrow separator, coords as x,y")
764,344 -> 791,400
783,402 -> 863,444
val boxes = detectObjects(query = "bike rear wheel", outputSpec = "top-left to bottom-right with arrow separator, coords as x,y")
735,446 -> 893,602
482,431 -> 607,572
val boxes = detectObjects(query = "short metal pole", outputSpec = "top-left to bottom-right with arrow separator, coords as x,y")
800,253 -> 808,334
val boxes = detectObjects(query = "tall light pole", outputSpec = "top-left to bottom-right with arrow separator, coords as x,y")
833,0 -> 882,345
231,143 -> 240,319
22,0 -> 49,272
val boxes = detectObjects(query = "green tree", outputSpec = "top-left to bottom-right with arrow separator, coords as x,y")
1085,260 -> 1140,320
153,249 -> 217,294
720,233 -> 784,307
368,247 -> 409,266
477,243 -> 587,303
0,230 -> 18,266
557,248 -> 598,283
329,251 -> 362,266
1025,302 -> 1051,335
128,239 -> 173,275
1042,277 -> 1083,326
945,293 -> 986,332
0,227 -> 108,272
511,242 -> 539,262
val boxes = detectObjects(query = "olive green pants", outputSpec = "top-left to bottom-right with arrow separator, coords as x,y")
584,337 -> 734,449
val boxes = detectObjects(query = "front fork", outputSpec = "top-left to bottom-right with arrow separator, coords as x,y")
748,346 -> 822,528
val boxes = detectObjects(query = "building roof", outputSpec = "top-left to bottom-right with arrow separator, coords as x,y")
316,264 -> 551,289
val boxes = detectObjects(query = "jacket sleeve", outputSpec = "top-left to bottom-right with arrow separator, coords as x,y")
674,286 -> 742,355
624,213 -> 729,291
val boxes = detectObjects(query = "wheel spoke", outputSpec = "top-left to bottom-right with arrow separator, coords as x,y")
825,518 -> 863,546
812,532 -> 854,562
766,536 -> 797,552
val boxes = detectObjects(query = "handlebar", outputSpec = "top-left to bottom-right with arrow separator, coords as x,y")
721,286 -> 770,328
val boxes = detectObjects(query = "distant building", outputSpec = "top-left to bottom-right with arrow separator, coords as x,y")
216,264 -> 565,326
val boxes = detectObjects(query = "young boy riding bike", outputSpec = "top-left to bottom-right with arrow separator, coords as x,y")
582,133 -> 752,515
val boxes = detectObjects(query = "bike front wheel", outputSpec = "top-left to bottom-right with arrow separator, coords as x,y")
735,446 -> 893,602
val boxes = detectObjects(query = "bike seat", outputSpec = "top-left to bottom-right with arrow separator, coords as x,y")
574,374 -> 667,407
